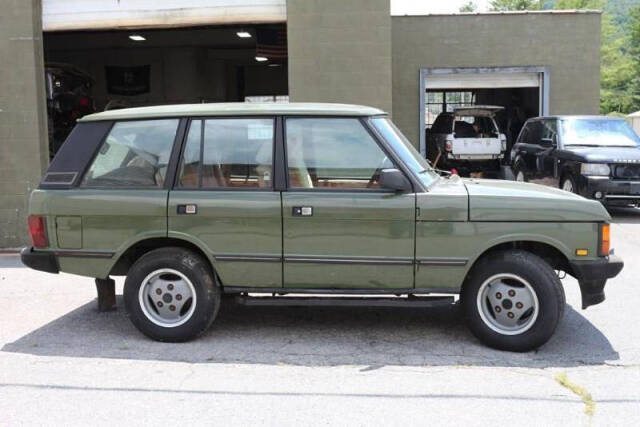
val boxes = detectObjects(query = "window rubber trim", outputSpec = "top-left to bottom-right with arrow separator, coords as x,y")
171,115 -> 278,191
78,118 -> 183,190
280,115 -> 421,193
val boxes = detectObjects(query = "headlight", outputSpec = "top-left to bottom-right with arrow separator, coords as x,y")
581,163 -> 610,176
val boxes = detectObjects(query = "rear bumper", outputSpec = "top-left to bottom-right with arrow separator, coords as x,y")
20,247 -> 59,274
580,176 -> 640,204
569,255 -> 623,309
448,153 -> 504,161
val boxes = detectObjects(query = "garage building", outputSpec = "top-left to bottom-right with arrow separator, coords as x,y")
0,0 -> 601,247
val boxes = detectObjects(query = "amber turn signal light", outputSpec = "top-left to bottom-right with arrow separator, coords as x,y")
599,223 -> 610,257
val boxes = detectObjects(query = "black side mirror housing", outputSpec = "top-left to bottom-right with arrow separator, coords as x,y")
540,134 -> 557,147
379,168 -> 412,193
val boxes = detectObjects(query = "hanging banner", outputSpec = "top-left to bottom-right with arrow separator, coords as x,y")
105,65 -> 150,96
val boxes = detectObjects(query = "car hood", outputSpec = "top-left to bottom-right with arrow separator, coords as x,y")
463,179 -> 610,222
561,146 -> 640,163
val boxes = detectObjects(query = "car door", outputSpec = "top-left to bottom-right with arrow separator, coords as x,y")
519,120 -> 544,176
281,117 -> 416,289
168,117 -> 282,288
538,119 -> 559,181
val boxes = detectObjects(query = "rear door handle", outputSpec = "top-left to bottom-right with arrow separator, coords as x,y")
292,206 -> 313,217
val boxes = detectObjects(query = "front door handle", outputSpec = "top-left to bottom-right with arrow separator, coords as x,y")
177,204 -> 197,215
292,206 -> 313,217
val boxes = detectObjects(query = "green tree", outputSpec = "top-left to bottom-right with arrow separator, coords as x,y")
460,1 -> 478,12
601,12 -> 635,113
628,5 -> 640,112
489,0 -> 543,10
554,0 -> 603,8
554,0 -> 636,114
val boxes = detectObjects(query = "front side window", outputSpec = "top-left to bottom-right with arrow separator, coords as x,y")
541,120 -> 558,144
371,117 -> 438,187
179,118 -> 274,189
286,118 -> 391,190
81,119 -> 179,188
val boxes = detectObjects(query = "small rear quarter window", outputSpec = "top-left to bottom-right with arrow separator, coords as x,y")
81,119 -> 179,188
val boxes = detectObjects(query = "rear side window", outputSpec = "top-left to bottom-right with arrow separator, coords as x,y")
178,118 -> 274,189
81,119 -> 179,188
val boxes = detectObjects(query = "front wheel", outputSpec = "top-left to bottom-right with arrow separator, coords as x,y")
513,160 -> 527,182
561,174 -> 578,194
124,247 -> 220,342
461,250 -> 565,352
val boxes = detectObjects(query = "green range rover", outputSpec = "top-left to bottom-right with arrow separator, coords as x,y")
21,103 -> 623,352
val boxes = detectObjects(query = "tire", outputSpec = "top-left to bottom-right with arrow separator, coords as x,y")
560,174 -> 577,194
124,247 -> 220,342
461,250 -> 565,352
513,160 -> 527,182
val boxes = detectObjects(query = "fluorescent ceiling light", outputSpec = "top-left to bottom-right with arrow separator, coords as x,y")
237,31 -> 252,38
255,56 -> 268,62
129,34 -> 146,41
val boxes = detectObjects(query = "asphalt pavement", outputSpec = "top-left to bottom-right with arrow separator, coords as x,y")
1,207 -> 639,426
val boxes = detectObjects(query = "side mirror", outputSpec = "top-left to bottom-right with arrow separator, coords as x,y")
379,168 -> 412,193
540,134 -> 557,147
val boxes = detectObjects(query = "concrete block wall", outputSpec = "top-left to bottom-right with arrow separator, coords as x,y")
0,0 -> 49,248
286,0 -> 393,115
392,12 -> 601,147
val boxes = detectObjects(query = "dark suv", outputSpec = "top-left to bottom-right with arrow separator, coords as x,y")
511,116 -> 640,206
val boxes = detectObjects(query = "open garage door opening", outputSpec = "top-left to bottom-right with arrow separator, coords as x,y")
420,67 -> 548,163
43,24 -> 288,157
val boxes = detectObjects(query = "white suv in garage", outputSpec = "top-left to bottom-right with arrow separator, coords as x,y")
426,106 -> 507,176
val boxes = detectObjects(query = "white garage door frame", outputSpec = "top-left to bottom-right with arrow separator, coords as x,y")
419,66 -> 550,156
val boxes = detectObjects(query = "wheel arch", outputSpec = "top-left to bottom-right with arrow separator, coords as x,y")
462,239 -> 574,291
109,236 -> 216,278
559,161 -> 579,182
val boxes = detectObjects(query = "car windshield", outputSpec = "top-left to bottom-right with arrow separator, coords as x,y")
561,118 -> 640,147
371,117 -> 439,187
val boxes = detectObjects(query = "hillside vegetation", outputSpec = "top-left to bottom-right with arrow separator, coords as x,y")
462,0 -> 640,114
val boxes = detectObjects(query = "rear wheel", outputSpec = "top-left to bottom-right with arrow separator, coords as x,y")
461,250 -> 565,352
124,247 -> 220,342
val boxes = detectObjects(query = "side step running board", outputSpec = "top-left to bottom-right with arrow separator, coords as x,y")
233,295 -> 455,308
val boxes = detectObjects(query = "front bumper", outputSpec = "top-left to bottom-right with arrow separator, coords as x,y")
579,176 -> 640,204
20,247 -> 59,274
569,254 -> 623,309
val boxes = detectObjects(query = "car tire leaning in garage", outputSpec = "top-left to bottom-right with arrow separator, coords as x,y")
513,160 -> 527,182
560,173 -> 578,194
124,247 -> 220,342
461,250 -> 565,352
